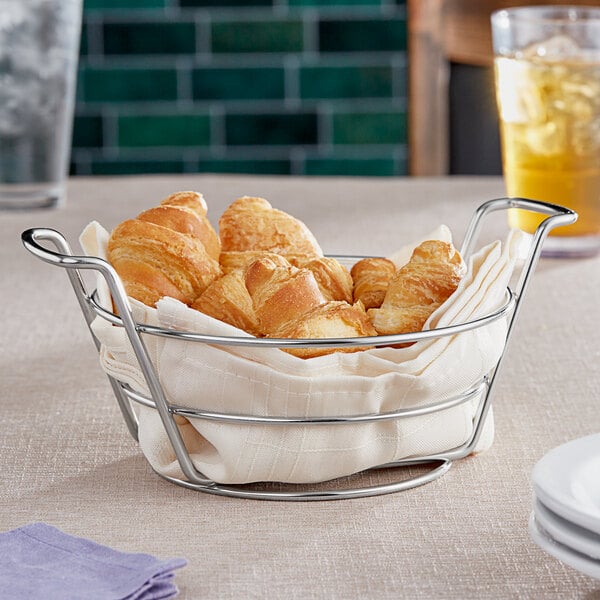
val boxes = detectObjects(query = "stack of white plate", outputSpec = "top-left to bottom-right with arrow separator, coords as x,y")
530,433 -> 600,580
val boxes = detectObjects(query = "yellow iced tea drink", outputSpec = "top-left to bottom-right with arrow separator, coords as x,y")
494,52 -> 600,239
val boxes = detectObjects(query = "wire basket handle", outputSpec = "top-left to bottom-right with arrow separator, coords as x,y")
461,197 -> 576,291
21,228 -> 215,487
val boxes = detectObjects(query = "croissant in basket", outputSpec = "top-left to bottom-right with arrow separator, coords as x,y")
244,255 -> 377,358
219,196 -> 324,267
106,191 -> 466,358
368,240 -> 466,336
107,191 -> 222,307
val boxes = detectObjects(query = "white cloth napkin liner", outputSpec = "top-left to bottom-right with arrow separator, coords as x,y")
80,221 -> 524,484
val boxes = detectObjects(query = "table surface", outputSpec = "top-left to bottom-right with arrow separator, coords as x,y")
1,174 -> 599,599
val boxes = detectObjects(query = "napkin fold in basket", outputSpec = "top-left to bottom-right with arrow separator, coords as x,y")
0,523 -> 186,600
80,223 -> 525,485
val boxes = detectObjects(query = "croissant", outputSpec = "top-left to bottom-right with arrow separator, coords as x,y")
367,240 -> 465,336
219,250 -> 289,275
159,190 -> 208,216
219,196 -> 323,264
245,256 -> 326,335
301,257 -> 354,304
107,192 -> 222,307
191,269 -> 261,336
137,199 -> 221,261
269,301 -> 377,359
351,257 -> 397,309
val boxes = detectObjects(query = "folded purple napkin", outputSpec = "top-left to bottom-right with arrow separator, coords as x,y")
0,523 -> 187,599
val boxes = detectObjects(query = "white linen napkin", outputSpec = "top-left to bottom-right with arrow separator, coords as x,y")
80,222 -> 524,484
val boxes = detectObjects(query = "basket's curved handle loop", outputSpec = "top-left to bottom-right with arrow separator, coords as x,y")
443,198 -> 577,460
21,228 -> 215,487
460,196 -> 576,330
461,197 -> 577,269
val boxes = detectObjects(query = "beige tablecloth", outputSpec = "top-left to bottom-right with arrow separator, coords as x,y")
1,175 -> 599,599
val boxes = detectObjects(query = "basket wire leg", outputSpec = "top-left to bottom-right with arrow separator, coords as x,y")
22,229 -> 141,441
414,198 -> 578,464
22,228 -> 215,487
436,198 -> 577,459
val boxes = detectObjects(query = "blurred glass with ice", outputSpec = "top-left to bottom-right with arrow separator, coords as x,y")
492,6 -> 600,254
521,34 -> 582,59
0,0 -> 82,209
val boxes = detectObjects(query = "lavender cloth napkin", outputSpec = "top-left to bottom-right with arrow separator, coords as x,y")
0,523 -> 187,599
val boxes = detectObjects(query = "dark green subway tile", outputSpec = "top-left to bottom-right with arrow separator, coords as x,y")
84,0 -> 166,10
69,161 -> 83,176
226,113 -> 318,146
333,111 -> 406,144
304,157 -> 395,176
197,159 -> 290,175
396,156 -> 408,175
79,22 -> 89,57
180,0 -> 271,6
81,68 -> 177,102
319,19 -> 406,52
118,114 -> 211,147
75,68 -> 85,103
72,115 -> 104,148
89,159 -> 186,175
103,22 -> 196,55
192,67 -> 284,101
300,65 -> 392,99
212,20 -> 303,54
291,0 -> 381,5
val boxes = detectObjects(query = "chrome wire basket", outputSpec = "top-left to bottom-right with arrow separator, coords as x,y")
22,198 -> 576,501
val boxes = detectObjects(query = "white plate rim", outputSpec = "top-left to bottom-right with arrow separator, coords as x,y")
529,513 -> 600,580
533,496 -> 600,560
532,433 -> 600,536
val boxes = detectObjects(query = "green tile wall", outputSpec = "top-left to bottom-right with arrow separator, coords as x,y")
72,0 -> 408,178
103,22 -> 196,55
192,67 -> 285,101
211,20 -> 304,54
81,68 -> 178,102
300,65 -> 393,99
118,114 -> 211,147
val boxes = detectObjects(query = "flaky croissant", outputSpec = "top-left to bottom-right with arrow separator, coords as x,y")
367,240 -> 465,336
191,268 -> 261,336
301,257 -> 354,304
351,257 -> 397,309
219,196 -> 323,264
107,191 -> 221,307
269,301 -> 377,359
137,206 -> 220,262
244,255 -> 376,357
219,250 -> 289,275
245,256 -> 326,335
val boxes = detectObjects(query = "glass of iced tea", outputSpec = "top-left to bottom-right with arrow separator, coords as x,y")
491,6 -> 600,257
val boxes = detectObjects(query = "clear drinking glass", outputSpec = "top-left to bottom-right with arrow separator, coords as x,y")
491,6 -> 600,257
0,0 -> 82,210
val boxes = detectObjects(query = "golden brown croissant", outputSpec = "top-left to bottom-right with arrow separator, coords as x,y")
245,256 -> 326,335
351,257 -> 397,309
107,193 -> 222,307
191,269 -> 261,336
300,257 -> 354,304
137,205 -> 221,262
367,240 -> 465,336
244,255 -> 376,357
269,301 -> 377,358
219,250 -> 289,275
160,190 -> 208,216
219,196 -> 323,263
